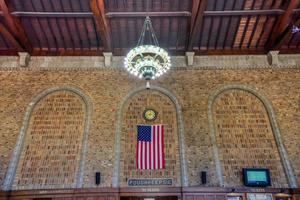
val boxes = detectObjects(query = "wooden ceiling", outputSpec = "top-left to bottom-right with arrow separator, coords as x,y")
0,0 -> 299,56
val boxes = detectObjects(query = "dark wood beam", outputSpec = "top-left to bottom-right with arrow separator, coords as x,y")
273,17 -> 300,49
31,49 -> 104,56
0,0 -> 32,52
11,12 -> 93,18
2,9 -> 299,18
266,0 -> 300,50
0,49 -> 18,55
90,0 -> 112,52
204,9 -> 284,16
106,11 -> 191,18
190,0 -> 200,32
188,0 -> 208,50
0,22 -> 23,50
3,47 -> 300,56
194,48 -> 267,55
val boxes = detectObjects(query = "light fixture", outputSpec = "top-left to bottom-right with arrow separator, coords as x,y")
292,25 -> 300,33
124,16 -> 171,81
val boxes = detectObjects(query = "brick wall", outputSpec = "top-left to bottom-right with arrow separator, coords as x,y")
213,89 -> 288,187
12,91 -> 86,190
0,66 -> 299,189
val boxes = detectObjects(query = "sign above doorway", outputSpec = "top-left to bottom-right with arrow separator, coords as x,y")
128,178 -> 172,186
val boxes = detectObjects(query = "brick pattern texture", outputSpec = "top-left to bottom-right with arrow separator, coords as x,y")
120,90 -> 180,186
0,68 -> 299,188
12,91 -> 86,190
213,89 -> 288,187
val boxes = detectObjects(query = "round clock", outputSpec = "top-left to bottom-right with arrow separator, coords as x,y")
143,109 -> 157,121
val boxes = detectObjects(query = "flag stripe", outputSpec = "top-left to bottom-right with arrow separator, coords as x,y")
157,125 -> 160,169
155,126 -> 158,169
138,142 -> 141,169
159,126 -> 163,169
146,141 -> 149,169
162,125 -> 165,168
142,141 -> 145,169
153,126 -> 156,169
151,129 -> 154,169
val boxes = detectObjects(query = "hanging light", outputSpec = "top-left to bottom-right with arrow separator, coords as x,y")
124,17 -> 171,80
292,25 -> 300,33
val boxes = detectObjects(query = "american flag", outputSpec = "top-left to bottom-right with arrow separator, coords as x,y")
136,124 -> 165,170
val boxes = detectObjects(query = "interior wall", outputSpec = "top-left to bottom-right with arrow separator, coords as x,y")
0,65 -> 299,189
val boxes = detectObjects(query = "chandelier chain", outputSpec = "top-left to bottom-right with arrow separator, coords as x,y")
124,1 -> 171,81
137,17 -> 159,46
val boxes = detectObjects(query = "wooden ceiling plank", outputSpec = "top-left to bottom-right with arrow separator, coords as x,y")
194,48 -> 267,55
66,0 -> 84,50
255,16 -> 269,48
214,0 -> 227,49
0,0 -> 32,52
78,1 -> 93,50
239,1 -> 255,49
239,16 -> 250,49
247,16 -> 260,48
247,1 -> 265,48
222,0 -> 237,49
90,0 -> 112,52
31,0 -> 52,51
266,0 -> 300,50
188,0 -> 208,50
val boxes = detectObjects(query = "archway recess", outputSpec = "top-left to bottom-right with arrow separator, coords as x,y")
208,84 -> 297,188
2,86 -> 92,190
112,85 -> 188,187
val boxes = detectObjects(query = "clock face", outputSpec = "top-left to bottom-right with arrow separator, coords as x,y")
143,109 -> 157,121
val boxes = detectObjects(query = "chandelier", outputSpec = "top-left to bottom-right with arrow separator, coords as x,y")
292,25 -> 300,33
124,16 -> 171,80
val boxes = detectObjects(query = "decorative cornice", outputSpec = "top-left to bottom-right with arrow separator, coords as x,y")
0,55 -> 300,71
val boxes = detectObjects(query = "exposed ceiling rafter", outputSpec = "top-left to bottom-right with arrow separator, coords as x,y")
90,0 -> 112,52
0,22 -> 23,51
188,0 -> 208,50
266,0 -> 300,50
0,0 -> 32,53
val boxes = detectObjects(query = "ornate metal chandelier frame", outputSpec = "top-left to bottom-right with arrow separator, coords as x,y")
124,16 -> 171,80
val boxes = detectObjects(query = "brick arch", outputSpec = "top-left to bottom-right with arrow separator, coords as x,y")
112,85 -> 188,187
2,86 -> 92,190
208,84 -> 297,188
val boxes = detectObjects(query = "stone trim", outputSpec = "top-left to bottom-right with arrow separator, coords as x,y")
18,52 -> 30,67
208,84 -> 298,188
0,55 -> 300,70
1,86 -> 93,191
112,85 -> 188,187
